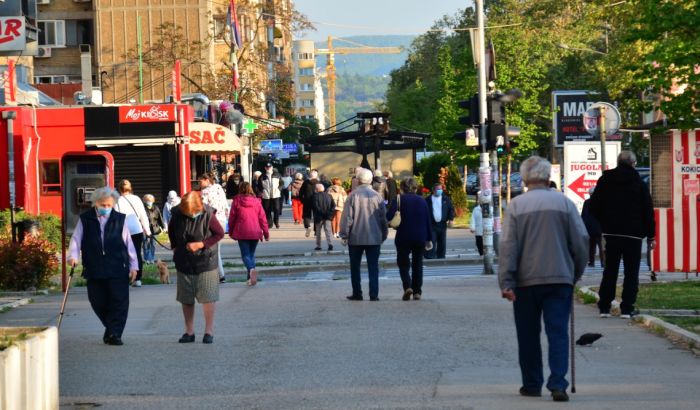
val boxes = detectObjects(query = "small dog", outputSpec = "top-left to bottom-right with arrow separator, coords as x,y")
156,259 -> 170,284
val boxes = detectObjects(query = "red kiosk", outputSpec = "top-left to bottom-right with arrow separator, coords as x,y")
650,129 -> 700,275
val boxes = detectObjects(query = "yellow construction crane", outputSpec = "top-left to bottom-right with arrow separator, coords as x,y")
316,36 -> 403,131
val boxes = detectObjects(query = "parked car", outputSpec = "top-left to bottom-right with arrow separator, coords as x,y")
466,173 -> 479,195
502,172 -> 524,197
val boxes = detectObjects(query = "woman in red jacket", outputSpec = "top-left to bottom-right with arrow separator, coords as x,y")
228,182 -> 269,286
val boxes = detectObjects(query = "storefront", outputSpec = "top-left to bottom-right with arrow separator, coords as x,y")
188,122 -> 243,186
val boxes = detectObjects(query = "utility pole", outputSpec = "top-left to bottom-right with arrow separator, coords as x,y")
476,0 -> 495,275
599,105 -> 607,173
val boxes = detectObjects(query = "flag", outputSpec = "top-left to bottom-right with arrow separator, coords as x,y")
226,0 -> 243,50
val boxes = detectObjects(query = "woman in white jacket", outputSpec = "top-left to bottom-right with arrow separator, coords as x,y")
115,179 -> 151,287
470,200 -> 483,256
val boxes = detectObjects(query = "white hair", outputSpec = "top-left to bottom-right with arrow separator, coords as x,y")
310,170 -> 319,179
357,168 -> 373,184
374,169 -> 383,177
253,171 -> 262,176
295,172 -> 304,180
91,186 -> 120,203
384,170 -> 393,178
315,183 -> 325,192
520,156 -> 551,185
618,150 -> 637,167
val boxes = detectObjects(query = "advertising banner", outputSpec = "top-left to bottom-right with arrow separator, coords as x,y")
0,17 -> 26,52
119,105 -> 177,123
563,141 -> 621,212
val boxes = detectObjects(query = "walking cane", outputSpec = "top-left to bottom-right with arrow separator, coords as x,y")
570,292 -> 576,393
57,265 -> 76,330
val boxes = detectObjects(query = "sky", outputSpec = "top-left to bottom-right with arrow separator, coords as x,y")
293,0 -> 472,40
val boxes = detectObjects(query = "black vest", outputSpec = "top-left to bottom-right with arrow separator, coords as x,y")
169,205 -> 219,274
80,210 -> 129,280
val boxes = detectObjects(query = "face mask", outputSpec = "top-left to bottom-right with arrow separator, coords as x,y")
145,201 -> 153,207
97,207 -> 112,217
233,179 -> 240,183
435,189 -> 443,197
191,211 -> 202,219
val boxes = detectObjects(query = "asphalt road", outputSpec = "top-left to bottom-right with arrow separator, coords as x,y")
2,274 -> 698,410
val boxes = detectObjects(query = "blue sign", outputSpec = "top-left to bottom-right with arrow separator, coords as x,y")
259,139 -> 283,152
283,143 -> 298,153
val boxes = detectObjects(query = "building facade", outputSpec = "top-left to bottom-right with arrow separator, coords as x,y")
292,39 -> 325,130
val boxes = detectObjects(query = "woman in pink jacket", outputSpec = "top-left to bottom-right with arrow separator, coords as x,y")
228,182 -> 269,286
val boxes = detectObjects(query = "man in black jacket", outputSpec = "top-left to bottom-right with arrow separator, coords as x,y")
589,151 -> 655,318
312,183 -> 335,251
384,170 -> 398,203
299,170 -> 319,237
425,183 -> 455,259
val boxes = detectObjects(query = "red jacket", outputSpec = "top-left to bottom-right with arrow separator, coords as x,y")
228,194 -> 269,241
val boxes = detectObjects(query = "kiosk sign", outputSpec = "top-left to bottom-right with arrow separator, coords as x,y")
0,17 -> 26,51
563,141 -> 621,212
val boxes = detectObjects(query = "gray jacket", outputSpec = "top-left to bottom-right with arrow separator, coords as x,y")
339,184 -> 388,246
498,187 -> 589,290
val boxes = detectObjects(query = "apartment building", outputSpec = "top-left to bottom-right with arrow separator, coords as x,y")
32,0 -> 292,117
292,39 -> 325,130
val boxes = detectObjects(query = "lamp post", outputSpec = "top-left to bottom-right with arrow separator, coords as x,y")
2,110 -> 18,242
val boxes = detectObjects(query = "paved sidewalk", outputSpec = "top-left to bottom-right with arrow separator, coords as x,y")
1,275 -> 697,409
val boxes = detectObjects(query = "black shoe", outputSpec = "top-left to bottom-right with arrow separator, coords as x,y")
178,333 -> 195,343
370,297 -> 380,301
402,288 -> 413,301
346,295 -> 363,301
219,276 -> 226,284
519,387 -> 542,397
328,245 -> 333,251
551,390 -> 569,402
314,247 -> 322,251
105,335 -> 123,346
202,334 -> 214,344
103,329 -> 109,344
587,262 -> 595,267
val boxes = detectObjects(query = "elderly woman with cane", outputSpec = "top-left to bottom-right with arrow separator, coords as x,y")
67,187 -> 138,346
498,156 -> 588,402
168,192 -> 225,344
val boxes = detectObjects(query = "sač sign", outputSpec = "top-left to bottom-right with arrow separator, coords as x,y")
188,123 -> 242,153
0,17 -> 26,51
119,105 -> 176,123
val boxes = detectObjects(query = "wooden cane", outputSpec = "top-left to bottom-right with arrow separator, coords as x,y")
57,266 -> 75,330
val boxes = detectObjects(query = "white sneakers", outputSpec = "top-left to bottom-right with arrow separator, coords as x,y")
305,227 -> 311,237
599,313 -> 611,318
133,280 -> 142,288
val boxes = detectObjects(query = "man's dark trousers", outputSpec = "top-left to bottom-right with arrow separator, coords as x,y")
349,245 -> 380,299
598,235 -> 642,315
262,198 -> 281,228
427,222 -> 447,259
86,277 -> 130,337
396,240 -> 424,294
475,235 -> 484,256
513,284 -> 572,393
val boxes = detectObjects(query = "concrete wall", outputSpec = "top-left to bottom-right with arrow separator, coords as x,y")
310,149 -> 414,181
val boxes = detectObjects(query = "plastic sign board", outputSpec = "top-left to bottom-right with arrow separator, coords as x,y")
259,139 -> 283,152
188,123 -> 242,152
119,105 -> 176,123
563,141 -> 621,212
0,17 -> 26,51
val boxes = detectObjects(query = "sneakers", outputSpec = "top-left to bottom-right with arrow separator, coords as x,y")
413,293 -> 422,300
219,276 -> 226,284
551,390 -> 569,402
104,335 -> 123,346
314,246 -> 322,251
346,295 -> 363,301
402,288 -> 413,301
519,387 -> 542,397
178,333 -> 195,343
599,313 -> 611,318
305,227 -> 311,237
202,334 -> 214,344
133,280 -> 142,288
328,245 -> 334,251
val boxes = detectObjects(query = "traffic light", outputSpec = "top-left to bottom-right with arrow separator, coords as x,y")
458,94 -> 480,126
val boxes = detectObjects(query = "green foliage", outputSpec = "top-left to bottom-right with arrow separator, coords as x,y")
445,164 -> 467,213
0,210 -> 62,250
331,74 -> 391,123
416,153 -> 452,190
0,237 -> 59,291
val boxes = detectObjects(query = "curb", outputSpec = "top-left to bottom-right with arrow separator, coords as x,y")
0,297 -> 33,312
578,286 -> 620,314
579,287 -> 699,355
635,315 -> 700,355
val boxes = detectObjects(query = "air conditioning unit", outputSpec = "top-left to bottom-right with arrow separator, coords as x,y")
36,47 -> 52,58
37,0 -> 51,5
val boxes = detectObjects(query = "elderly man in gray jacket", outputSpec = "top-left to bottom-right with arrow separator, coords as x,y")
498,156 -> 588,403
340,168 -> 388,301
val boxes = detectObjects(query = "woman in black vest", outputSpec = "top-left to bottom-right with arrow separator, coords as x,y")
168,192 -> 225,344
68,187 -> 139,346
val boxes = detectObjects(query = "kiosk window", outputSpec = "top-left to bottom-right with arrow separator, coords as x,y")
41,161 -> 61,195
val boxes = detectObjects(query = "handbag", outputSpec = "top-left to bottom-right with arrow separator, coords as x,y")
389,195 -> 401,229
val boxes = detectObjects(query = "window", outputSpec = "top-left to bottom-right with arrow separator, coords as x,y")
214,16 -> 227,42
297,52 -> 313,60
299,83 -> 313,91
65,20 -> 93,47
300,99 -> 314,107
298,68 -> 313,76
34,75 -> 71,84
40,161 -> 61,195
38,20 -> 66,47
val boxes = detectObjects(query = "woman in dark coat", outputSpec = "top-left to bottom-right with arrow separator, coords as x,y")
168,192 -> 224,344
68,187 -> 138,346
386,177 -> 433,300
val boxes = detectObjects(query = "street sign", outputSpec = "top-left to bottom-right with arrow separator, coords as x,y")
259,139 -> 283,152
583,102 -> 621,137
563,141 -> 621,212
465,128 -> 479,147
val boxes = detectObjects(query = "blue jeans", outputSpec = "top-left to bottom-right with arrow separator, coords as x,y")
348,245 -> 381,299
143,236 -> 156,263
238,240 -> 259,274
513,284 -> 572,392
